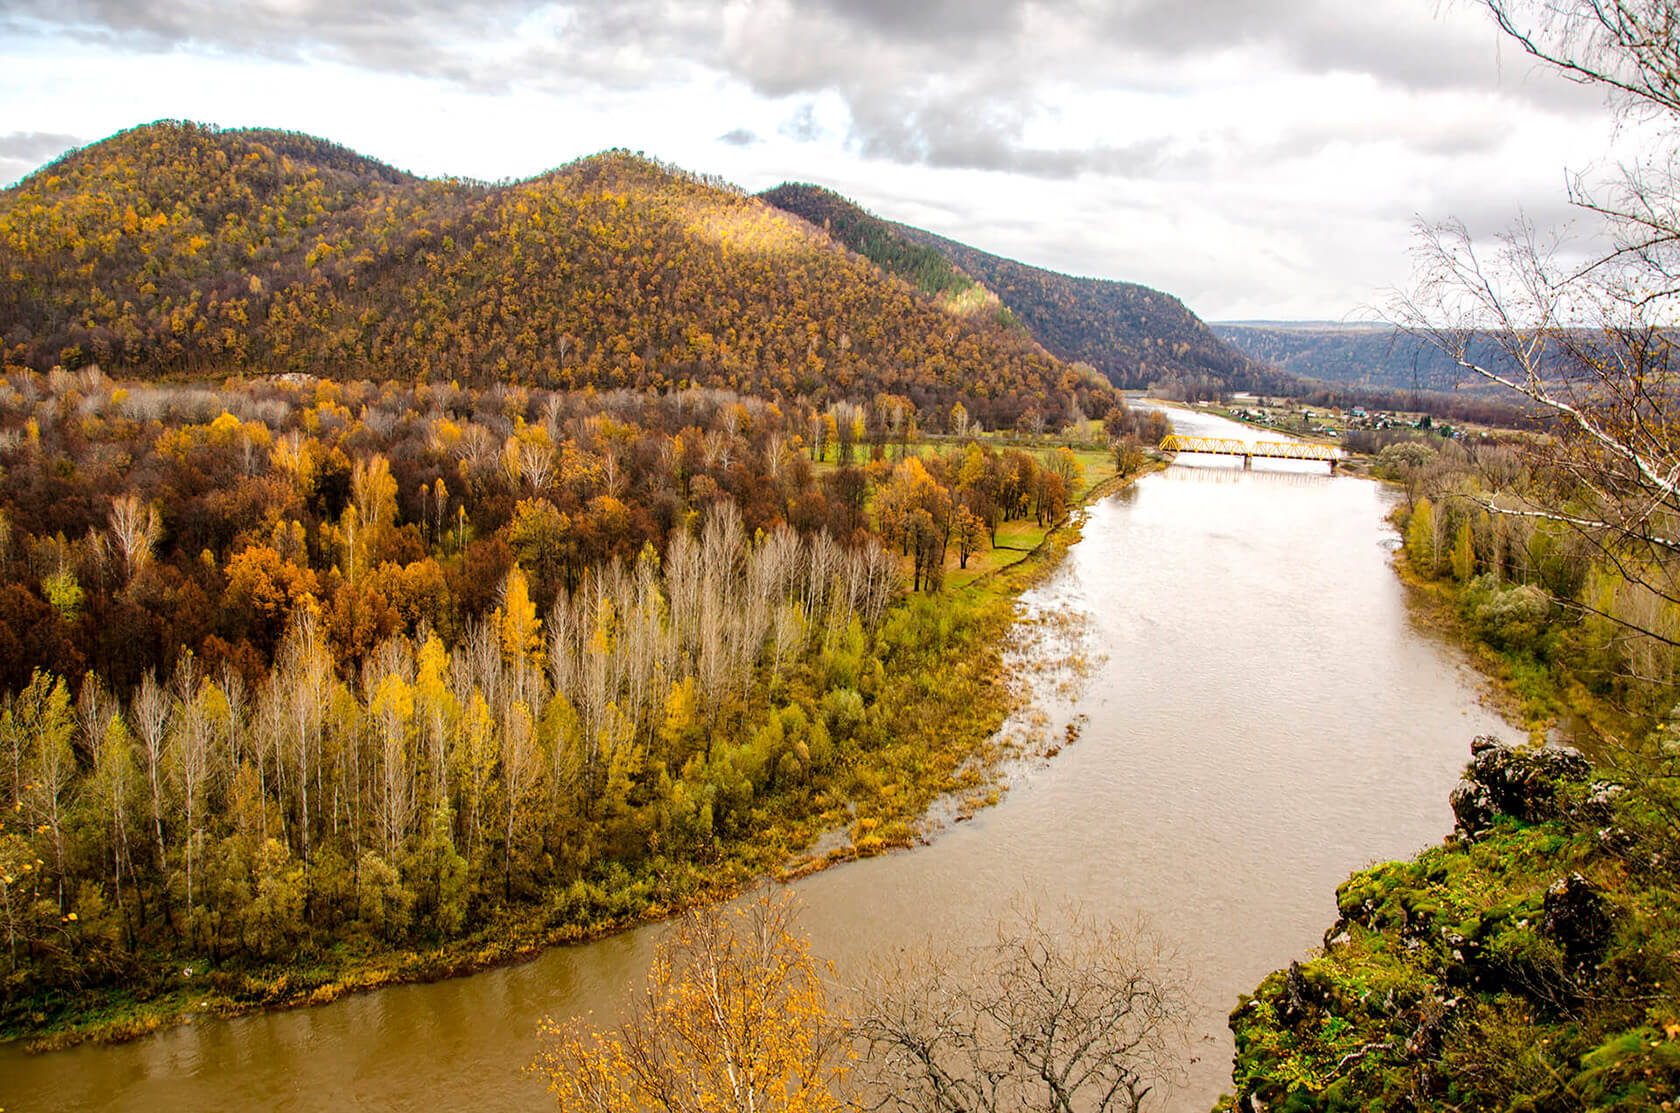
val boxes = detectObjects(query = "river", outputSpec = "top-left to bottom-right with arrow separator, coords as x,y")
0,406 -> 1513,1113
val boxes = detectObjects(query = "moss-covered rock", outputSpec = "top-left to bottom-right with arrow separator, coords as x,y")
1221,736 -> 1680,1113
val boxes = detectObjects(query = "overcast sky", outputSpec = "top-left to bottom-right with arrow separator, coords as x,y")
0,0 -> 1636,320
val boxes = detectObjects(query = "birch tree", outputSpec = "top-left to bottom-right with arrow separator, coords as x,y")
131,671 -> 171,887
13,674 -> 75,909
171,662 -> 214,914
108,493 -> 160,585
1396,0 -> 1680,645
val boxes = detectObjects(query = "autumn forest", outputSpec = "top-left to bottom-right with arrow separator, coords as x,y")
0,121 -> 1182,1041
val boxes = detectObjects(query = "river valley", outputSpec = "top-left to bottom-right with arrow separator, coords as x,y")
0,407 -> 1515,1113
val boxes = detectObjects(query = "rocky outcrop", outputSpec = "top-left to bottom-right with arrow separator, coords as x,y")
1221,735 -> 1659,1113
1449,734 -> 1589,837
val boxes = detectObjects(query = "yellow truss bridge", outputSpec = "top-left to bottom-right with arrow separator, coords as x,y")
1159,434 -> 1343,472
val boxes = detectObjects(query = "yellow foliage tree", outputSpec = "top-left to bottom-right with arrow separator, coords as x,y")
1450,519 -> 1476,583
498,563 -> 544,669
534,892 -> 845,1113
1406,497 -> 1437,578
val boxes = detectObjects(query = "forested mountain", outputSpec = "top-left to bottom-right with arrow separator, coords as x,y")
1212,322 -> 1469,392
0,121 -> 1112,430
882,222 -> 1298,397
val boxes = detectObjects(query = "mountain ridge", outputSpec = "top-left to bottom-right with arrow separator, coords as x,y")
1212,320 -> 1471,393
0,121 -> 1115,428
890,222 -> 1299,396
755,179 -> 1296,398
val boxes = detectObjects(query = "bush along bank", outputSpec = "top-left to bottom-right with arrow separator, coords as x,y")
1222,733 -> 1680,1112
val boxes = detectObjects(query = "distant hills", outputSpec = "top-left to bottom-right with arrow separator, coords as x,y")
1212,321 -> 1469,393
759,182 -> 1290,398
0,122 -> 1115,429
892,225 -> 1300,397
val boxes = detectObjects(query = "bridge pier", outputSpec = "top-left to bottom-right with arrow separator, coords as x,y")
1243,454 -> 1252,470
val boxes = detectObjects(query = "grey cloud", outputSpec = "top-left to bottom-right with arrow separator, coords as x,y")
1413,192 -> 1590,242
0,132 -> 85,186
3,0 -> 1601,180
7,0 -> 463,58
705,0 -> 1582,180
832,73 -> 1225,180
844,90 -> 1181,179
1086,0 -> 1480,83
806,0 -> 1030,43
8,0 -> 1513,95
1,157 -> 36,187
1410,119 -> 1510,159
1248,112 -> 1509,169
0,130 -> 82,160
717,127 -> 760,147
3,0 -> 730,103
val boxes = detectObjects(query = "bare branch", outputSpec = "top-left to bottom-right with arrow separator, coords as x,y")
849,902 -> 1188,1113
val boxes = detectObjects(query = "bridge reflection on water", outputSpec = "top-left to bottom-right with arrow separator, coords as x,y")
1155,461 -> 1336,489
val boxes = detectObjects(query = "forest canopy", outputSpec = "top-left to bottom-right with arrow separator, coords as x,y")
0,121 -> 1115,431
0,366 -> 1111,1037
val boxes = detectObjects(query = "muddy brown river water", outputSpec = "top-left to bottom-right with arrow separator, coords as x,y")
0,407 -> 1514,1112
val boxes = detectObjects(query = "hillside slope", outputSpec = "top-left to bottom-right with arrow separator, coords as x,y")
1228,737 -> 1680,1112
757,183 -> 1023,330
886,222 -> 1296,395
0,122 -> 1111,428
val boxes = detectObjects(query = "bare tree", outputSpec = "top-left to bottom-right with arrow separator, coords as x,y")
498,696 -> 543,897
275,614 -> 331,869
1393,0 -> 1680,645
131,671 -> 171,885
79,676 -> 131,908
851,904 -> 1188,1113
170,658 -> 213,914
108,493 -> 160,585
522,438 -> 558,492
367,639 -> 417,862
1483,1 -> 1680,117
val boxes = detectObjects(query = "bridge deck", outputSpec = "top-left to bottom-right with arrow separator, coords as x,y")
1159,434 -> 1342,462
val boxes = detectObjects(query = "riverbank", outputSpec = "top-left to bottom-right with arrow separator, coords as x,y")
1221,734 -> 1680,1112
5,457 -> 1159,1056
1219,502 -> 1680,1111
1388,510 -> 1644,758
